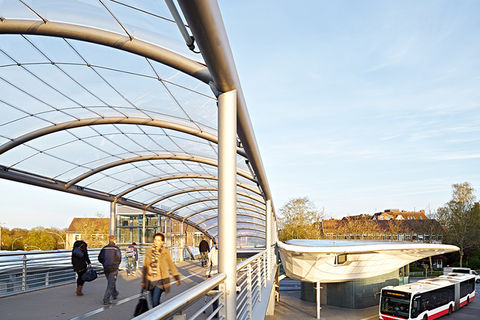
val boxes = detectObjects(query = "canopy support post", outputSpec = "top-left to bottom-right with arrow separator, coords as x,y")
218,89 -> 237,320
110,201 -> 117,237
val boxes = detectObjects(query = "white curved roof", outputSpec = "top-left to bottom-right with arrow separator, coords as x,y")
278,239 -> 459,282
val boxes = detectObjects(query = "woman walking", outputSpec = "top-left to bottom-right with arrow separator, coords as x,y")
71,240 -> 91,296
142,233 -> 181,307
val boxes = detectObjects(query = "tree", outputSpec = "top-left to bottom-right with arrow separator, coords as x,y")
435,182 -> 480,267
278,197 -> 324,241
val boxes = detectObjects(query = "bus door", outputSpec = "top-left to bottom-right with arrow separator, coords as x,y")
454,282 -> 460,310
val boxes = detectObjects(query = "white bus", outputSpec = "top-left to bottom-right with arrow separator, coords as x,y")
379,273 -> 476,320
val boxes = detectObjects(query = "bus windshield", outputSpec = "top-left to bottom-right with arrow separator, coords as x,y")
380,290 -> 410,319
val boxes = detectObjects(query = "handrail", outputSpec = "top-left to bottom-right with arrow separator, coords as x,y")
133,273 -> 226,320
133,247 -> 276,320
236,250 -> 265,271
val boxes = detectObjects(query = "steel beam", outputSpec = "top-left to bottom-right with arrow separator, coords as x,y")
145,187 -> 264,209
65,153 -> 254,188
178,0 -> 274,209
203,219 -> 265,231
165,197 -> 265,215
0,19 -> 211,83
0,165 -> 213,238
0,117 -> 245,158
181,205 -> 265,222
115,174 -> 259,200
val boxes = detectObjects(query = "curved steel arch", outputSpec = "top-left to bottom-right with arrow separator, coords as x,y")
0,117 -> 246,158
115,174 -> 260,200
194,212 -> 266,227
211,228 -> 266,239
0,19 -> 212,84
236,235 -> 266,240
65,153 -> 255,188
146,187 -> 265,209
165,197 -> 265,215
201,218 -> 265,231
180,205 -> 265,222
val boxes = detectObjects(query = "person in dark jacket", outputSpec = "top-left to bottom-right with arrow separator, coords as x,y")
98,235 -> 122,305
71,240 -> 91,296
199,239 -> 210,267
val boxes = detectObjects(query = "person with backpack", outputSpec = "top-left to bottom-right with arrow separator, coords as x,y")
126,242 -> 138,276
199,238 -> 210,267
71,240 -> 91,296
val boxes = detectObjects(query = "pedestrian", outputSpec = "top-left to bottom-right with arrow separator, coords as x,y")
98,235 -> 122,305
206,242 -> 219,317
199,238 -> 210,267
126,242 -> 139,275
71,240 -> 91,296
142,233 -> 181,307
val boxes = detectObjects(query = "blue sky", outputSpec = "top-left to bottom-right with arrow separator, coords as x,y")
1,0 -> 479,228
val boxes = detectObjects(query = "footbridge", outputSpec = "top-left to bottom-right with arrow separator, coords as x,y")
0,0 -> 277,319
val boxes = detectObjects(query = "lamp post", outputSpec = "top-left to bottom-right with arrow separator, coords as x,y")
12,237 -> 22,250
46,231 -> 66,249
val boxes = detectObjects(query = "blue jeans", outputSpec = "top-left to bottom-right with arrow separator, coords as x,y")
103,271 -> 119,303
150,286 -> 165,308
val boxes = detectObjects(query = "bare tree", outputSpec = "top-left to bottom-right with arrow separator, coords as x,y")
435,182 -> 480,267
278,197 -> 324,241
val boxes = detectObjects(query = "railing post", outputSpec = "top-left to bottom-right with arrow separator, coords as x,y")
263,252 -> 267,287
142,209 -> 146,244
247,264 -> 253,320
266,199 -> 272,281
218,89 -> 237,320
45,271 -> 49,287
257,258 -> 262,302
22,254 -> 27,291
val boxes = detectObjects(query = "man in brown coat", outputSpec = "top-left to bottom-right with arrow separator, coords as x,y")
141,233 -> 181,307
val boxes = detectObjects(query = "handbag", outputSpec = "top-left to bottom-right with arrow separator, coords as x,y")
81,266 -> 98,282
134,290 -> 149,316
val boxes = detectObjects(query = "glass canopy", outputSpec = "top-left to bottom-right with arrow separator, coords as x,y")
0,0 -> 273,244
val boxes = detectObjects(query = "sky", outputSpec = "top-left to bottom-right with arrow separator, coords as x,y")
1,0 -> 479,229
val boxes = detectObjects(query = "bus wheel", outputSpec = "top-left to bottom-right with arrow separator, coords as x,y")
448,305 -> 453,314
423,315 -> 428,320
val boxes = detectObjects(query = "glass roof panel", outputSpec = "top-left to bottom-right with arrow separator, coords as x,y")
163,82 -> 217,131
0,35 -> 51,64
0,0 -> 269,238
0,0 -> 37,20
21,0 -> 123,34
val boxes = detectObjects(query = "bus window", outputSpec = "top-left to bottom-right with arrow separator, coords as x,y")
411,296 -> 422,318
380,292 -> 410,318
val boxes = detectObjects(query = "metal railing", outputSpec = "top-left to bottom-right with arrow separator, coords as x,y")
133,246 -> 277,320
0,249 -> 102,297
0,245 -> 196,297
